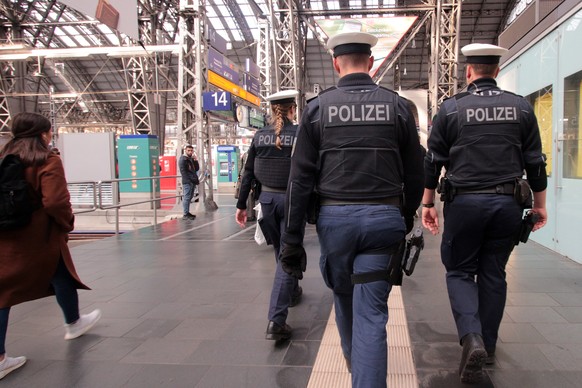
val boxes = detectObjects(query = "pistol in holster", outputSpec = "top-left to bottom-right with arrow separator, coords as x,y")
437,177 -> 455,203
514,178 -> 533,209
402,227 -> 425,276
251,180 -> 261,201
514,211 -> 540,246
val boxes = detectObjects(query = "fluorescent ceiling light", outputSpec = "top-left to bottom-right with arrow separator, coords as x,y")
107,51 -> 152,58
0,44 -> 26,51
53,93 -> 78,98
44,52 -> 91,58
0,53 -> 31,60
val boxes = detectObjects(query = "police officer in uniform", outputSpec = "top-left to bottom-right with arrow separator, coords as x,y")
421,43 -> 548,384
279,32 -> 424,388
235,90 -> 303,341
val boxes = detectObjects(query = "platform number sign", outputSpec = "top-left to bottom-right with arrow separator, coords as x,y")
202,91 -> 232,111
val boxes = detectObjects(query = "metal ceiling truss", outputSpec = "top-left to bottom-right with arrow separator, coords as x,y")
0,0 -> 132,126
296,1 -> 460,113
374,10 -> 433,85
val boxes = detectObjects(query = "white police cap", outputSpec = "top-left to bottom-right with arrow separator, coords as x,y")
326,32 -> 378,58
461,43 -> 508,64
265,90 -> 299,104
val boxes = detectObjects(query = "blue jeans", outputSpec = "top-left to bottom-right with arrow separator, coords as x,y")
317,204 -> 405,388
182,182 -> 195,215
0,259 -> 79,355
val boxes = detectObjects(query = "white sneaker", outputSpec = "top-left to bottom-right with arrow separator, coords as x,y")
64,309 -> 102,340
0,355 -> 26,380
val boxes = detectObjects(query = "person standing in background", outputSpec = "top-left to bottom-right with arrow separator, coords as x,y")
179,144 -> 199,220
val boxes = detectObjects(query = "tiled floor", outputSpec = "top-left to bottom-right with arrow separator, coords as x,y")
407,226 -> 582,388
3,193 -> 582,387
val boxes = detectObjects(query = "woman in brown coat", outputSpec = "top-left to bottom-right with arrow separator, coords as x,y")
0,112 -> 101,380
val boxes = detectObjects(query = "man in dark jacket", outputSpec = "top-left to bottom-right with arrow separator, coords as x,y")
178,144 -> 199,220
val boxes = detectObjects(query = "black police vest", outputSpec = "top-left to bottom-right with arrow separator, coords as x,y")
253,122 -> 297,189
317,85 -> 403,200
449,90 -> 524,187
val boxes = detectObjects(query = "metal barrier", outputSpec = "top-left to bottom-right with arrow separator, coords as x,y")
69,174 -> 202,234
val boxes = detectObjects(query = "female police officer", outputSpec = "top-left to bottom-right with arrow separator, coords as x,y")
235,90 -> 303,341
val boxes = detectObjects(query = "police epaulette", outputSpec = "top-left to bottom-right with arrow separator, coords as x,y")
379,85 -> 397,95
503,89 -> 520,97
453,91 -> 471,100
317,86 -> 336,97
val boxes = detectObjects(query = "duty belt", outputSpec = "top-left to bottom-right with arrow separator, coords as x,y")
261,185 -> 286,193
320,196 -> 400,206
455,182 -> 514,195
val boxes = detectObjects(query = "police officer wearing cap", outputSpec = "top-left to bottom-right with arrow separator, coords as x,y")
235,90 -> 304,341
422,43 -> 548,384
279,32 -> 424,387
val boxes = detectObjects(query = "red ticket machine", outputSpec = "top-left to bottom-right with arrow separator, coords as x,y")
159,155 -> 176,190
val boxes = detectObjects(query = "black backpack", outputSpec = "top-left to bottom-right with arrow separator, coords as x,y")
0,154 -> 36,230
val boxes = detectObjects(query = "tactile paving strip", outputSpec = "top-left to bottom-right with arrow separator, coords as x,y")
307,286 -> 418,388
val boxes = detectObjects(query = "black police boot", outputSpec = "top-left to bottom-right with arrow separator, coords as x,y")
289,286 -> 303,307
485,347 -> 496,365
265,321 -> 292,341
459,333 -> 487,384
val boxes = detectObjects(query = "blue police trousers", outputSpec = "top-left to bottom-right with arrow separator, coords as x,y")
441,194 -> 522,351
259,191 -> 302,326
317,204 -> 405,388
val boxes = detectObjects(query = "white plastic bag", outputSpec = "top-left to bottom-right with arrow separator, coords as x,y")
254,203 -> 266,245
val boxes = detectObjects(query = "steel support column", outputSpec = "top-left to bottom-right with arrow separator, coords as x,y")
0,71 -> 12,132
122,56 -> 152,134
177,0 -> 216,209
269,0 -> 304,114
256,17 -> 273,109
428,0 -> 461,121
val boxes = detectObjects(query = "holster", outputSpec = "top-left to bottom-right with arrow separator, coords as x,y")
514,178 -> 533,208
402,227 -> 424,276
437,177 -> 455,203
350,240 -> 406,286
514,211 -> 539,245
251,180 -> 261,201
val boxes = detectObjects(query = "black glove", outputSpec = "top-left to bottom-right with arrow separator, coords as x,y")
280,244 -> 307,279
405,216 -> 414,234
